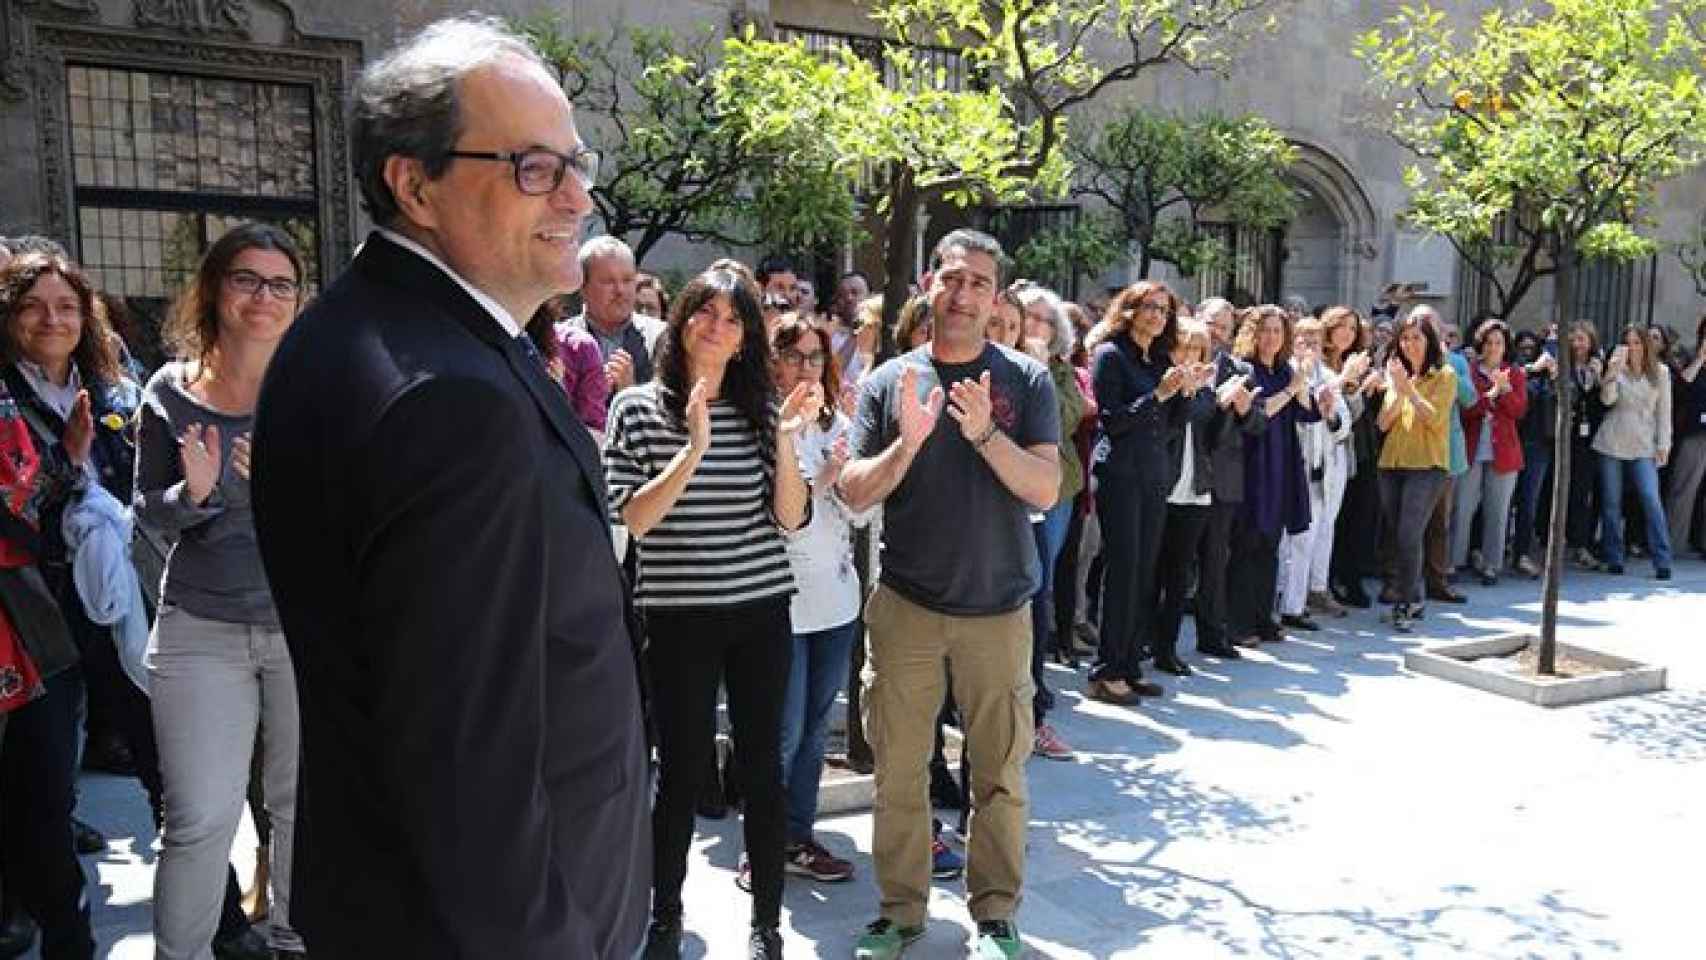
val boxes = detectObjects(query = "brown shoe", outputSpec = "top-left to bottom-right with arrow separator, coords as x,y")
1086,678 -> 1139,705
1307,590 -> 1347,617
1129,678 -> 1166,697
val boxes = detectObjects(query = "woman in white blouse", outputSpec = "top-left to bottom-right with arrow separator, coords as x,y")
772,314 -> 871,885
1593,325 -> 1673,578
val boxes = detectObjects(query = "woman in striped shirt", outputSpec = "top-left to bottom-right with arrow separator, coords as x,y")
605,265 -> 820,960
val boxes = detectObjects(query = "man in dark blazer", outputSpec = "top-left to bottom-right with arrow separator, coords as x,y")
249,17 -> 648,959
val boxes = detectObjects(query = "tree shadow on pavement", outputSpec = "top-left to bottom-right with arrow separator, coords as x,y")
1585,687 -> 1706,763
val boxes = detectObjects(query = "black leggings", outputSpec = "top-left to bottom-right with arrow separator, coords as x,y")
645,599 -> 791,929
1227,519 -> 1282,638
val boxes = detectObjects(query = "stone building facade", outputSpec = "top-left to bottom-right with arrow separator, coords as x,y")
1,0 -> 1701,349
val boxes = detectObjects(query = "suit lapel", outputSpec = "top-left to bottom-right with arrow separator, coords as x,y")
356,235 -> 610,512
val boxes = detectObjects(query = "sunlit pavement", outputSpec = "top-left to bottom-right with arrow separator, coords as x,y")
60,558 -> 1706,959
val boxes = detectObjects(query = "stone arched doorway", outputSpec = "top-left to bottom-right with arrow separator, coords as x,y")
1279,141 -> 1379,310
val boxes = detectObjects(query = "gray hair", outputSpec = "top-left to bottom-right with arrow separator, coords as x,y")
1015,286 -> 1074,359
1282,295 -> 1312,319
929,228 -> 1007,285
351,16 -> 547,226
578,235 -> 635,273
1197,296 -> 1233,323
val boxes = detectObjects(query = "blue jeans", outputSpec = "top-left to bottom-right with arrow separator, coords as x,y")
1512,440 -> 1553,561
1030,499 -> 1073,723
1597,455 -> 1672,571
779,619 -> 858,843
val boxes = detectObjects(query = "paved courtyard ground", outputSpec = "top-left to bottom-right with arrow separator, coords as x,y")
48,558 -> 1706,959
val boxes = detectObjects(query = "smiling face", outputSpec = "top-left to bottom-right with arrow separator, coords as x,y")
217,247 -> 300,347
1399,323 -> 1427,370
1256,315 -> 1286,364
683,293 -> 747,371
1623,327 -> 1648,370
1479,327 -> 1507,366
1022,300 -> 1055,347
405,56 -> 593,319
10,272 -> 84,371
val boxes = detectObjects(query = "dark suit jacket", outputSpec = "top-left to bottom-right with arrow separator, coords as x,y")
251,233 -> 650,960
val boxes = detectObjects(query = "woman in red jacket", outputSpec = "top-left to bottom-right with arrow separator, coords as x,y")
1452,317 -> 1528,585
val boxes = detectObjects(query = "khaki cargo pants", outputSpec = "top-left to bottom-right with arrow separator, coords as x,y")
861,583 -> 1033,928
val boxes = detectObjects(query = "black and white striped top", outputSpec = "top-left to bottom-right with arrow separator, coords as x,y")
604,382 -> 796,610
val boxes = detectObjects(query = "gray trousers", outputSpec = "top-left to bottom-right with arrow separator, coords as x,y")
1382,468 -> 1448,603
149,606 -> 301,958
1451,460 -> 1520,572
1665,433 -> 1706,552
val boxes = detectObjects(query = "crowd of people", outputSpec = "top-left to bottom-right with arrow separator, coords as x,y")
0,14 -> 1702,960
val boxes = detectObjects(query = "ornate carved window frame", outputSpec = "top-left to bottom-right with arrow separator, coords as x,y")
24,17 -> 360,275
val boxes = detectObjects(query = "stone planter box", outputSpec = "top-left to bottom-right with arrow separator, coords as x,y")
1403,632 -> 1667,707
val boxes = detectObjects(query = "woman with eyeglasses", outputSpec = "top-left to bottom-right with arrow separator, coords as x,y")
136,223 -> 308,958
605,267 -> 817,959
1085,281 -> 1210,703
769,315 -> 868,886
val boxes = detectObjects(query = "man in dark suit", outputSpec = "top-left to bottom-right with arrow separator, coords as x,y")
250,17 -> 649,959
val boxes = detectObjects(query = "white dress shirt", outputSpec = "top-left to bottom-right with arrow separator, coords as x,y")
376,228 -> 521,338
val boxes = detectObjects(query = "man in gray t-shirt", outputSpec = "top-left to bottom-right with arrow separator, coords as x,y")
839,229 -> 1058,959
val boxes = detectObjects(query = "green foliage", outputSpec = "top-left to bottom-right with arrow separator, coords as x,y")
516,17 -> 859,261
1357,0 -> 1706,269
715,0 -> 1285,319
1013,212 -> 1127,285
1071,107 -> 1296,277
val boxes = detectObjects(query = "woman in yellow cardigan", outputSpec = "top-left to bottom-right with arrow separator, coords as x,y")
1374,312 -> 1459,632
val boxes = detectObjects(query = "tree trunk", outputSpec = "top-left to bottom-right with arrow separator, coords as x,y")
878,164 -> 920,359
1538,238 -> 1578,676
1137,247 -> 1153,280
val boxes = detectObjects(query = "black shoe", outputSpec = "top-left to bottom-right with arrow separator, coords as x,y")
1656,568 -> 1672,581
1426,586 -> 1467,604
1605,563 -> 1625,575
81,735 -> 136,776
212,927 -> 272,960
0,911 -> 36,960
1279,614 -> 1320,632
1388,603 -> 1415,634
644,913 -> 683,960
1335,583 -> 1372,609
1478,569 -> 1498,587
1197,641 -> 1243,659
72,816 -> 107,855
749,925 -> 783,959
1153,654 -> 1192,676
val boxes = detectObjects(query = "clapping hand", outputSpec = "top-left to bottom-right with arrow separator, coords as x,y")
230,434 -> 252,482
898,366 -> 944,454
1158,365 -> 1188,400
1385,357 -> 1412,397
1489,367 -> 1512,396
63,391 -> 94,467
1316,382 -> 1339,418
947,371 -> 995,442
605,349 -> 637,393
780,381 -> 826,436
178,422 -> 222,505
1342,351 -> 1371,383
685,378 -> 712,453
816,433 -> 851,491
1607,346 -> 1629,376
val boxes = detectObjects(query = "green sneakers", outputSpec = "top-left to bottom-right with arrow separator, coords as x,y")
853,917 -> 925,959
973,919 -> 1024,959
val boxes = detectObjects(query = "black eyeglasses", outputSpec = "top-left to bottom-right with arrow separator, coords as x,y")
445,146 -> 601,195
779,348 -> 827,368
225,270 -> 299,300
